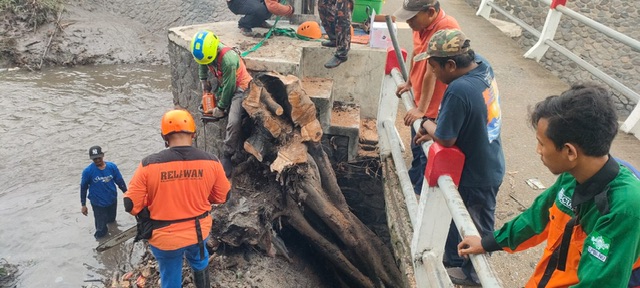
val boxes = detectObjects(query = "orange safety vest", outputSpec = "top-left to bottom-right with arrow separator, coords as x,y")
125,146 -> 230,251
207,47 -> 251,91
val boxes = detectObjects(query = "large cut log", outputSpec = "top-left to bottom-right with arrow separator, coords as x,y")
242,82 -> 292,139
244,129 -> 272,162
212,71 -> 403,288
270,140 -> 307,174
285,195 -> 375,288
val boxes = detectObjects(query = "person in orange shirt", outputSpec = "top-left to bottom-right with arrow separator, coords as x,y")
124,109 -> 230,288
394,0 -> 460,195
265,0 -> 294,17
227,0 -> 294,36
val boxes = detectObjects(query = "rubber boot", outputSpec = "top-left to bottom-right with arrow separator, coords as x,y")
259,21 -> 272,28
324,51 -> 348,69
321,39 -> 337,47
193,267 -> 210,288
322,27 -> 337,47
239,27 -> 253,37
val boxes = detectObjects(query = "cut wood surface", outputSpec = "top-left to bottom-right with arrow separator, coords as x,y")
209,72 -> 403,287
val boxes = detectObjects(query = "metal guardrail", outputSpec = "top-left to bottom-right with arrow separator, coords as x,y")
485,2 -> 540,38
437,176 -> 502,287
476,0 -> 640,135
381,119 -> 419,225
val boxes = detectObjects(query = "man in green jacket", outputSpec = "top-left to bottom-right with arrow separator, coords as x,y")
457,84 -> 640,287
190,30 -> 253,178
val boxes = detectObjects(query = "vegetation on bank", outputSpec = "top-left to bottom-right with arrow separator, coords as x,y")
0,259 -> 18,287
0,0 -> 63,67
0,0 -> 62,26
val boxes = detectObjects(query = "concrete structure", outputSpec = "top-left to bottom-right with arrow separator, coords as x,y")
167,21 -> 409,160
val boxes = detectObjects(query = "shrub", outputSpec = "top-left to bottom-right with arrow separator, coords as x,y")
0,0 -> 63,28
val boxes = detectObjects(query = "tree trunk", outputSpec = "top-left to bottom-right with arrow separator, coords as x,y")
211,72 -> 403,287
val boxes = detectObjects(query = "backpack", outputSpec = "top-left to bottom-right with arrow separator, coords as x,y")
612,158 -> 640,288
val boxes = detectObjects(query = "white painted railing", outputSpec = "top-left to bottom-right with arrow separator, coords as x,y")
476,0 -> 640,137
377,67 -> 503,287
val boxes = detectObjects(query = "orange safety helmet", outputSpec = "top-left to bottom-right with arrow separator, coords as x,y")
161,109 -> 196,137
296,21 -> 322,39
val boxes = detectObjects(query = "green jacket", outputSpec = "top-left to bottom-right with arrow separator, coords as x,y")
482,157 -> 640,287
198,45 -> 251,110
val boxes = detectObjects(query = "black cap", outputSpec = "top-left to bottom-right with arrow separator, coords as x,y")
89,146 -> 105,160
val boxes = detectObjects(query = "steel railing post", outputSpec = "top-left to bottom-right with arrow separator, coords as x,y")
523,8 -> 563,61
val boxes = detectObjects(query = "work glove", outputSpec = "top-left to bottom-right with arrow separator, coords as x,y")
201,80 -> 212,93
212,107 -> 226,118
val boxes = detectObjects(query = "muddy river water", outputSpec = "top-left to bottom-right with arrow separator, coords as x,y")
0,65 -> 175,287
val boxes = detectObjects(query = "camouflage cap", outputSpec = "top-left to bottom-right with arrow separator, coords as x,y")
427,29 -> 470,58
393,0 -> 438,22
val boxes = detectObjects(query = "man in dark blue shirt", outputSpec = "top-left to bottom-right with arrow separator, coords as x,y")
80,145 -> 127,239
415,29 -> 505,286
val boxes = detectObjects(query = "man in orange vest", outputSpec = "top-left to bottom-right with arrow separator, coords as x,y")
124,109 -> 230,288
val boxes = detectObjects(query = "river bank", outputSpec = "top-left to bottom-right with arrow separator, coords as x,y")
1,0 -> 237,69
0,2 -> 338,286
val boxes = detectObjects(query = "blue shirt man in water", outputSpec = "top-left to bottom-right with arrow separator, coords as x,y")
80,145 -> 127,239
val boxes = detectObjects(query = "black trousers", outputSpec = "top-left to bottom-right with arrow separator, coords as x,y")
227,0 -> 271,29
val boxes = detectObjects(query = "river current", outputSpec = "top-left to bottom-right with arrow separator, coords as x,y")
0,65 -> 174,287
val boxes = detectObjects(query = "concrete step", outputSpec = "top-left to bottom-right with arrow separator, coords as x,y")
358,118 -> 379,158
327,102 -> 361,161
300,45 -> 388,119
302,77 -> 334,131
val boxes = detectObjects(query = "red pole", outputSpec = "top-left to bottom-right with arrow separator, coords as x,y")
551,0 -> 567,9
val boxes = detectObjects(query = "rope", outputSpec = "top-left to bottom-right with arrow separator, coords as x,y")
240,16 -> 282,57
241,0 -> 319,57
